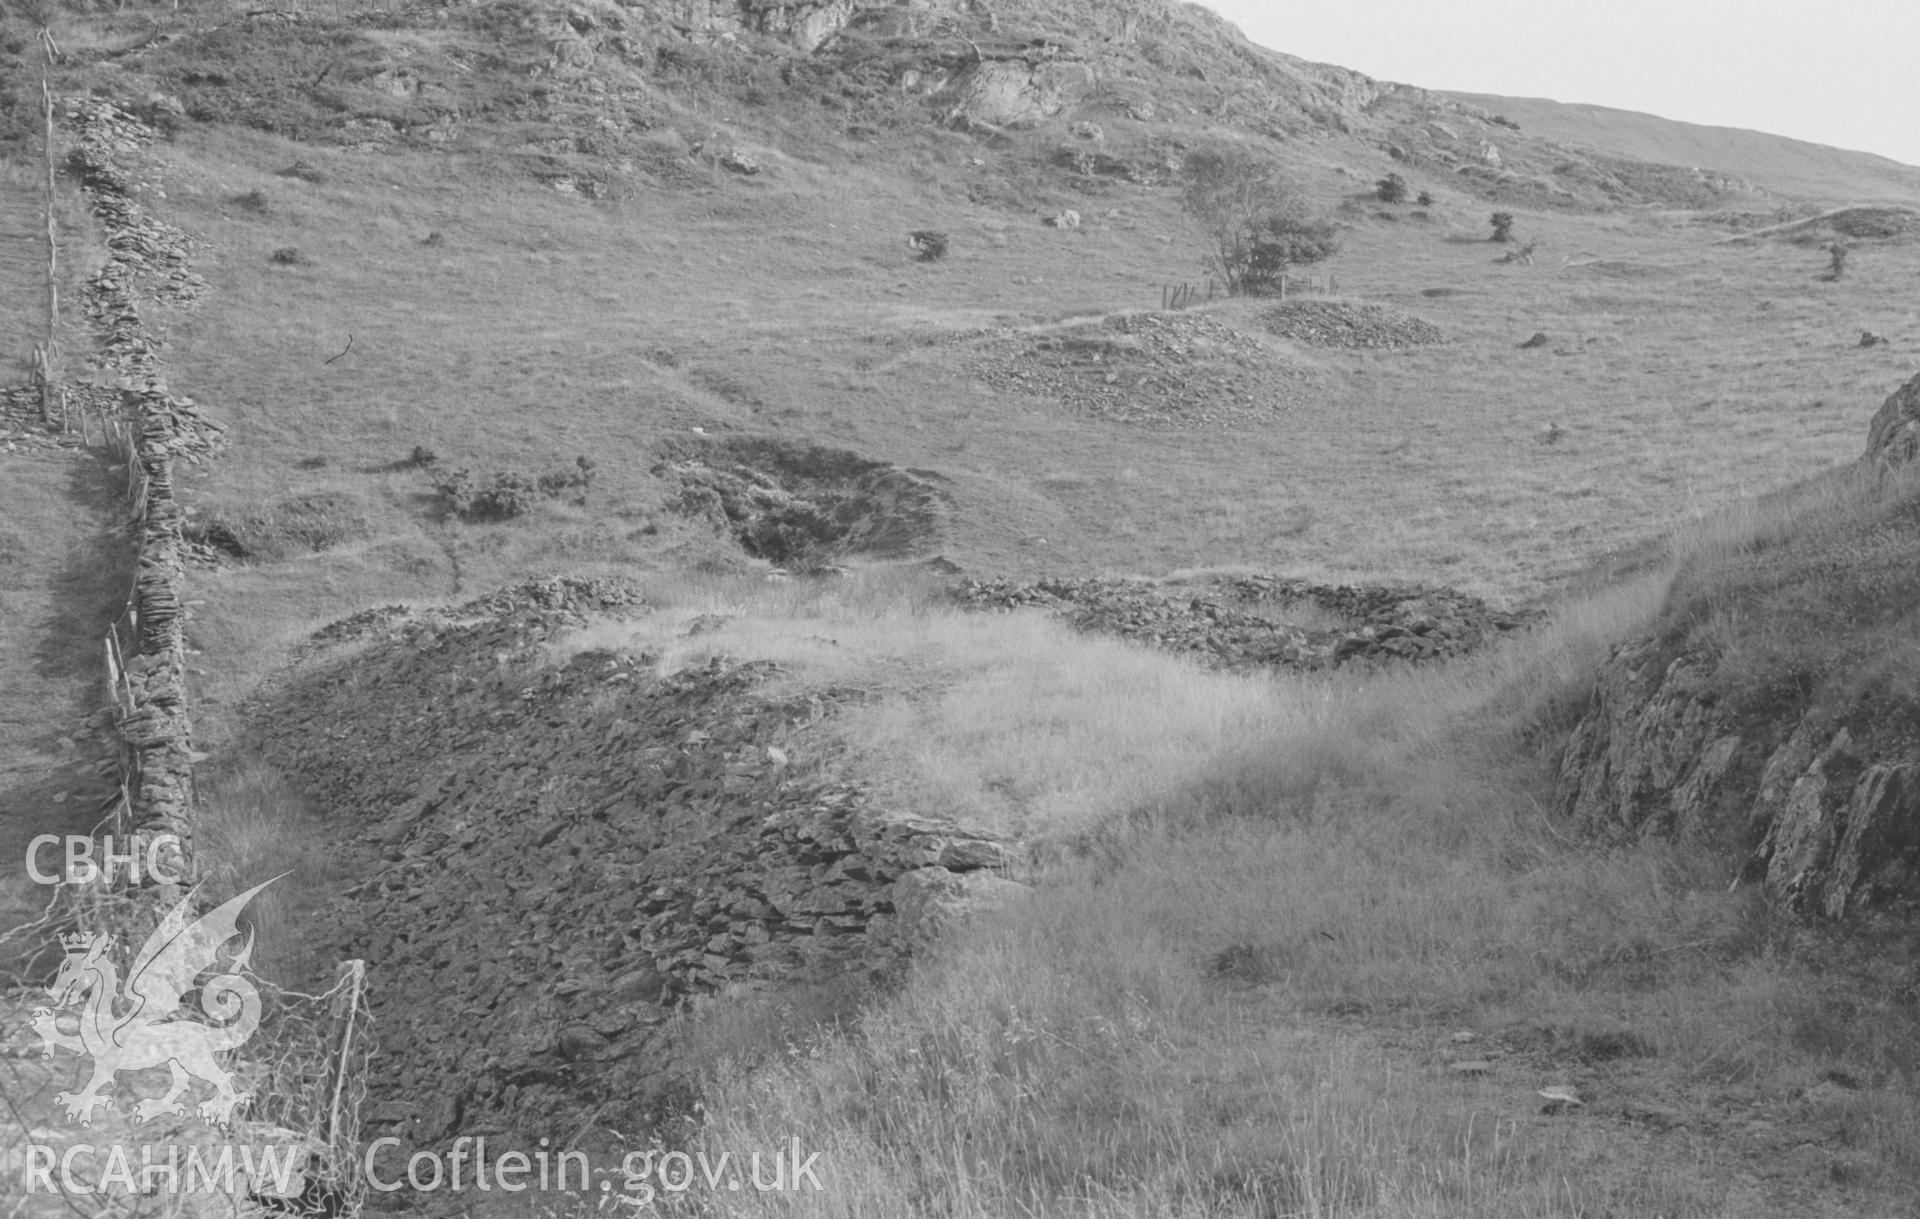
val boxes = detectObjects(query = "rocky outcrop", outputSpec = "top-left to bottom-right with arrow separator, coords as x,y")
1557,372 -> 1920,918
255,577 -> 1018,1144
1556,636 -> 1765,846
1558,641 -> 1920,919
937,55 -> 1094,129
1864,369 -> 1920,472
659,0 -> 874,52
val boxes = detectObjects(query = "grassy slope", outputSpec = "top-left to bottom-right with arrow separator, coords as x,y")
1445,90 -> 1920,204
153,116 -> 1918,736
7,3 -> 1920,1214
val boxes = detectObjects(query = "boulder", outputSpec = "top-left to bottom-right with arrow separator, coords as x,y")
890,868 -> 1028,948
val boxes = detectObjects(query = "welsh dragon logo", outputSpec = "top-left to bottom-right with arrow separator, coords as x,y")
29,878 -> 280,1128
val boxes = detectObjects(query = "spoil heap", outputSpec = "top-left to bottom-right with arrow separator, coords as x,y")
256,577 -> 1016,1149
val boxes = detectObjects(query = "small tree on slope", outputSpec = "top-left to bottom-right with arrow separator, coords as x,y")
1180,148 -> 1338,296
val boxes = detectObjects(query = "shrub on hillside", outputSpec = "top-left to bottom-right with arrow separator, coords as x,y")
1180,147 -> 1339,296
1375,173 -> 1408,204
1490,212 -> 1515,243
1416,191 -> 1434,207
1242,216 -> 1341,295
432,458 -> 595,521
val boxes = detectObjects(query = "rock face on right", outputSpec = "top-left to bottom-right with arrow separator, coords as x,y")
1557,371 -> 1920,919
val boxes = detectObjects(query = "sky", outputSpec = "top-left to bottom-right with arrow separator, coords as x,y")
1197,1 -> 1920,168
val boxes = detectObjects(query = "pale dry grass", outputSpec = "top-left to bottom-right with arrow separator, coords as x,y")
548,571 -> 1293,842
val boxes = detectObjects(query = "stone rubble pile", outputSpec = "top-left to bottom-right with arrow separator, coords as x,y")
67,98 -> 223,887
255,577 -> 1018,1145
966,311 -> 1316,427
1262,301 -> 1446,349
956,572 -> 1537,670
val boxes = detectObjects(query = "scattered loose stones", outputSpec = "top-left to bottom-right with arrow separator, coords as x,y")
256,576 -> 1021,1145
1262,300 -> 1445,349
955,572 -> 1537,670
967,311 -> 1315,427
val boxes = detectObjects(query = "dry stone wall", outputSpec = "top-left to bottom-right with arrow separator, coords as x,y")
254,577 -> 1019,1145
66,99 -> 223,891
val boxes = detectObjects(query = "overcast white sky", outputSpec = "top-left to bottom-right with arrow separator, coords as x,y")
1197,1 -> 1920,168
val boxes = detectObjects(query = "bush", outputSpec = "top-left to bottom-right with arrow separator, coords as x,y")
269,246 -> 309,266
431,457 -> 595,521
1490,212 -> 1515,243
1180,148 -> 1338,296
1375,173 -> 1408,204
1416,191 -> 1434,208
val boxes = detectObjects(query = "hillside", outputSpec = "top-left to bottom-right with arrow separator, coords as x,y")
4,1 -> 1920,1216
1447,90 -> 1920,205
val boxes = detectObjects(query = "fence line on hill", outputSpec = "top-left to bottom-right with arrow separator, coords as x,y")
220,0 -> 406,17
25,55 -> 375,1182
30,32 -> 60,424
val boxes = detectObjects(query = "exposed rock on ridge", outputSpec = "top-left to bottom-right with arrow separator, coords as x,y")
1557,371 -> 1920,918
1865,371 -> 1920,472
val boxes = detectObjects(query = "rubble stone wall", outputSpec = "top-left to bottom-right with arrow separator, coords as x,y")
66,99 -> 223,889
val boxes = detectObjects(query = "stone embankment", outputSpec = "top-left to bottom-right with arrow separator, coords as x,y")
957,572 -> 1537,670
1557,371 -> 1920,918
256,577 -> 1018,1145
67,98 -> 223,888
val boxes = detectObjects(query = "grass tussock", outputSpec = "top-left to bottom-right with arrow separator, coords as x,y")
193,756 -> 355,990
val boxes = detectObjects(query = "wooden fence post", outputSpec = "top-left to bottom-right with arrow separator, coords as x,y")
38,39 -> 60,424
